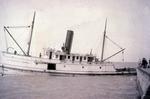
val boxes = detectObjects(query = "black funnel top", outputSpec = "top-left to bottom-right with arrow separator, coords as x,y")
63,30 -> 74,54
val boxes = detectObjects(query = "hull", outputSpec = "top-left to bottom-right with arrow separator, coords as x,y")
0,52 -> 136,75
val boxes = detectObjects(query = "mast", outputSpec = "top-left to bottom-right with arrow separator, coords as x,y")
27,12 -> 36,56
100,19 -> 107,62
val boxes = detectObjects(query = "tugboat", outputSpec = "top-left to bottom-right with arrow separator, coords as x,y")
0,12 -> 135,75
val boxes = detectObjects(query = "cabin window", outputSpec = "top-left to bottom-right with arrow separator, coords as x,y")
80,56 -> 82,62
60,55 -> 66,60
49,52 -> 52,59
87,57 -> 93,62
84,57 -> 86,60
72,56 -> 75,62
47,63 -> 56,70
76,56 -> 79,60
68,56 -> 70,59
56,55 -> 58,58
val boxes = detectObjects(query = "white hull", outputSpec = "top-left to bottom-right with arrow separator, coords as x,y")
1,16 -> 129,75
0,52 -> 134,75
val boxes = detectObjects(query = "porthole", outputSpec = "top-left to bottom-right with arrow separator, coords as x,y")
82,66 -> 84,68
99,67 -> 101,69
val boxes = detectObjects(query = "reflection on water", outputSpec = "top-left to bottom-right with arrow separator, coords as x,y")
0,73 -> 139,99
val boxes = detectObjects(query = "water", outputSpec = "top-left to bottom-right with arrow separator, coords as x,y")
113,62 -> 138,68
0,74 -> 139,99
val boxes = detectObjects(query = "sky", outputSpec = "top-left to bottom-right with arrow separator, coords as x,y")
0,0 -> 150,62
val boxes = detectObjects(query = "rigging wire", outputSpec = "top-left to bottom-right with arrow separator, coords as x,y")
105,35 -> 123,50
6,26 -> 30,28
4,27 -> 8,51
65,18 -> 125,62
122,51 -> 124,62
105,35 -> 125,62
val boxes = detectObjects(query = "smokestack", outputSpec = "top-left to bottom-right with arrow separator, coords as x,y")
63,30 -> 74,54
